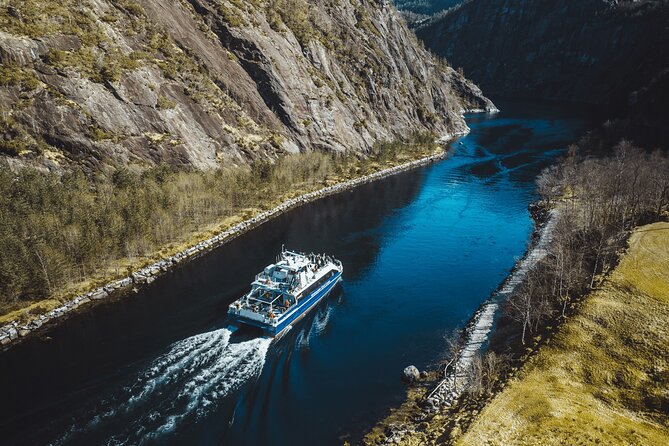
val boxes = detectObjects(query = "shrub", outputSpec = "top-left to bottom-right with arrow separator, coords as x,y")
156,95 -> 176,110
88,124 -> 113,141
115,0 -> 146,17
266,0 -> 316,45
0,65 -> 40,92
218,4 -> 247,27
0,116 -> 28,156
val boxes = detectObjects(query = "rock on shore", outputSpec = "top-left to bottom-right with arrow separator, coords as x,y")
402,365 -> 421,383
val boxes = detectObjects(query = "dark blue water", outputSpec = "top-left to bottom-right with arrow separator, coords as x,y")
0,102 -> 590,446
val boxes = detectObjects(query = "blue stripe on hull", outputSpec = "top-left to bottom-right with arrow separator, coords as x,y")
230,271 -> 342,337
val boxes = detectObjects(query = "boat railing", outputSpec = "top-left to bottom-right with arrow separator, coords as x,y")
244,292 -> 285,309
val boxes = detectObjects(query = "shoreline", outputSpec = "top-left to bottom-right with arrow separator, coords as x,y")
0,134 -> 465,351
457,220 -> 669,444
424,207 -> 557,409
365,202 -> 558,444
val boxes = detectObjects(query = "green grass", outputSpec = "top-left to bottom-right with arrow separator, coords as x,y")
457,222 -> 669,446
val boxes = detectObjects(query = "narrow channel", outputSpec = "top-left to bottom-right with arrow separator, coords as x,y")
0,101 -> 592,445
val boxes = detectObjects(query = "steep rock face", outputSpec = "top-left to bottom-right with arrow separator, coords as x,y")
418,0 -> 669,115
0,0 -> 494,172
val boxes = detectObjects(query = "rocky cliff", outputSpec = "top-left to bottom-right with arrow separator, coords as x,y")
0,0 -> 494,172
417,0 -> 669,118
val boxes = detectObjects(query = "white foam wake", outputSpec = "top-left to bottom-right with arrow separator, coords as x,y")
294,306 -> 333,351
312,306 -> 332,335
52,329 -> 271,445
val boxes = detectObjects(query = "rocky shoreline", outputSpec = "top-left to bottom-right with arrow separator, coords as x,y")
422,209 -> 557,411
370,204 -> 558,445
0,140 -> 463,351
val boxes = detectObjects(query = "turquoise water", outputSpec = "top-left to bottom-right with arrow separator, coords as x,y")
0,101 -> 590,445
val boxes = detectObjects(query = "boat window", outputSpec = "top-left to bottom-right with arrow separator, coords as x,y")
299,270 -> 336,299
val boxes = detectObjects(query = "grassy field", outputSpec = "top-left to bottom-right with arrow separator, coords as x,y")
457,221 -> 669,446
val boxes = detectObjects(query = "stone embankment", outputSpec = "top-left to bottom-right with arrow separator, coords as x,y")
378,209 -> 558,445
424,210 -> 557,410
0,145 -> 459,350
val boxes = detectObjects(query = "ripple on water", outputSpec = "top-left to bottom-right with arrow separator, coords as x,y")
53,329 -> 271,445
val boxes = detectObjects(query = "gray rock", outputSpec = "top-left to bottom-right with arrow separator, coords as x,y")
28,319 -> 43,329
0,30 -> 40,65
91,290 -> 108,300
402,365 -> 421,383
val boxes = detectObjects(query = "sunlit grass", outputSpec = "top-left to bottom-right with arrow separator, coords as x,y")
457,222 -> 669,446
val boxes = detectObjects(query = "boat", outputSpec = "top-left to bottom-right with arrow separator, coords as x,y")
227,247 -> 343,337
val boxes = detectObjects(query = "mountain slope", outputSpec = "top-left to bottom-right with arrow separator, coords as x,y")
417,0 -> 669,117
0,0 -> 494,172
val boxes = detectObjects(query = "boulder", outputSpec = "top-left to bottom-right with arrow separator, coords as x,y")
402,365 -> 421,383
28,319 -> 43,329
0,31 -> 40,66
131,271 -> 146,282
91,290 -> 108,300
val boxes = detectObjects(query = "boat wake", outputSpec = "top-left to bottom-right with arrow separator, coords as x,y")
53,328 -> 271,445
312,305 -> 332,336
294,305 -> 333,350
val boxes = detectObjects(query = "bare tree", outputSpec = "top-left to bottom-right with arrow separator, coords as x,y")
443,328 -> 462,391
466,351 -> 507,397
507,272 -> 537,345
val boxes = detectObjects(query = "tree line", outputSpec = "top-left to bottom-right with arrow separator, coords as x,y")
0,133 -> 436,312
463,138 -> 669,399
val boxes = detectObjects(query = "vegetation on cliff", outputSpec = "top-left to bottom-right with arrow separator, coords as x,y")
416,0 -> 669,127
0,0 -> 491,171
393,0 -> 463,16
0,0 -> 495,323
